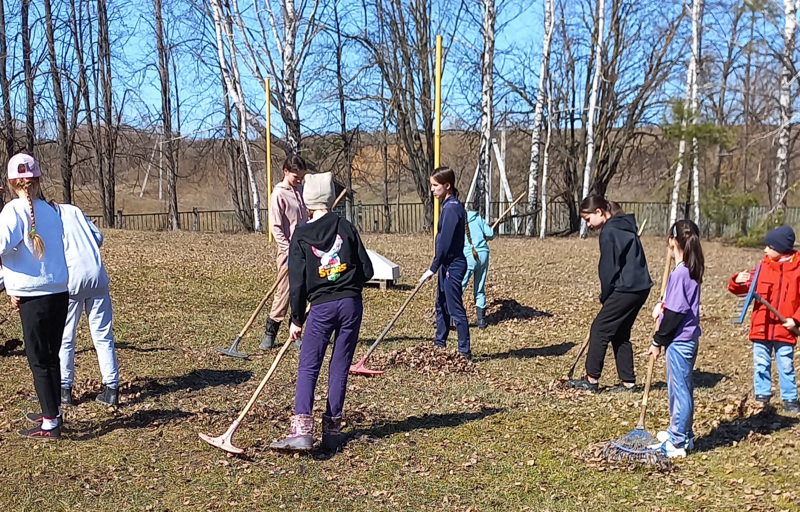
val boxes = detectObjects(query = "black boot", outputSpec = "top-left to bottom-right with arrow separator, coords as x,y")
60,387 -> 73,406
260,318 -> 281,350
96,385 -> 118,406
476,307 -> 487,330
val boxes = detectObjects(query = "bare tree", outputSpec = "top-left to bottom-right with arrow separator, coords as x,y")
21,0 -> 34,153
689,0 -> 705,222
154,0 -> 179,229
0,0 -> 13,166
774,0 -> 797,210
525,0 -> 554,236
474,0 -> 495,219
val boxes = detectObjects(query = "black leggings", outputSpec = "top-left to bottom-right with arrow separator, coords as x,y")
20,292 -> 69,418
585,289 -> 650,383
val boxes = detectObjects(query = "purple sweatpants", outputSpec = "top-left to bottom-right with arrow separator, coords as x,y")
295,297 -> 363,418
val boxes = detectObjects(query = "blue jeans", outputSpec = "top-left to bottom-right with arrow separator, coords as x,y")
435,258 -> 471,355
666,339 -> 698,449
753,341 -> 797,400
462,250 -> 489,309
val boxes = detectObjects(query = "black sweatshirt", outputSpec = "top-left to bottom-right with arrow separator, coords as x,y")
288,212 -> 374,325
598,214 -> 653,304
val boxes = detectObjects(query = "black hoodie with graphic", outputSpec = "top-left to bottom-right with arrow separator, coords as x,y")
288,212 -> 374,325
597,213 -> 653,303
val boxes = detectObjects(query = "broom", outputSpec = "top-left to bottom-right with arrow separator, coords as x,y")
597,247 -> 672,466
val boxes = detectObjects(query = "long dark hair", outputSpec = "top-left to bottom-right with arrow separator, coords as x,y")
580,195 -> 623,216
670,219 -> 704,284
431,166 -> 459,199
283,153 -> 307,173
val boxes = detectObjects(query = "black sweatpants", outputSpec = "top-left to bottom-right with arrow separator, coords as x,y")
585,289 -> 650,383
20,292 -> 69,418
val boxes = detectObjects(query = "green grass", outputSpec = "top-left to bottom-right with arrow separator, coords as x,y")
0,232 -> 796,511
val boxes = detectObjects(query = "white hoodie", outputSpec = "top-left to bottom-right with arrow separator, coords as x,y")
55,203 -> 110,296
0,198 -> 69,296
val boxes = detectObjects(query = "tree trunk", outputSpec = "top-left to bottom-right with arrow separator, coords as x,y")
689,0 -> 704,222
98,0 -> 117,227
154,0 -> 179,230
475,0 -> 495,219
526,0 -> 554,236
540,75 -> 553,240
0,0 -> 13,167
44,0 -> 72,203
21,0 -> 34,153
333,1 -> 352,222
579,0 -> 605,238
774,0 -> 797,211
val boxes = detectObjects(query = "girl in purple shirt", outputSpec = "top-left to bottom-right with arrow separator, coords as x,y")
649,219 -> 704,458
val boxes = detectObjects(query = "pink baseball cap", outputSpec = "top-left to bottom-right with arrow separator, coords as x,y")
7,153 -> 41,179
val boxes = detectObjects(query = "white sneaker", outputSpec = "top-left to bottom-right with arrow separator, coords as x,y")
656,431 -> 694,451
661,441 -> 687,458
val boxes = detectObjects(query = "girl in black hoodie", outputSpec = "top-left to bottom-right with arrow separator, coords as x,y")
568,195 -> 652,392
270,172 -> 374,453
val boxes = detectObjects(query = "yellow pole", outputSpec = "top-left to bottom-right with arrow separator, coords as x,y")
266,78 -> 273,241
433,34 -> 442,254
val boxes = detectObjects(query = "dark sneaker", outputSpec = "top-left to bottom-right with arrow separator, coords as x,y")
605,382 -> 640,394
567,377 -> 599,392
18,425 -> 60,439
25,413 -> 62,427
459,351 -> 473,362
60,387 -> 73,406
755,395 -> 771,404
96,385 -> 119,406
783,399 -> 800,414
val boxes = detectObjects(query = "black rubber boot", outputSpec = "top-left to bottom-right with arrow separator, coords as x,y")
260,318 -> 281,350
322,415 -> 346,451
96,385 -> 118,406
476,307 -> 487,330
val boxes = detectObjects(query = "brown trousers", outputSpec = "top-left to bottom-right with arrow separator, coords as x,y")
269,250 -> 291,322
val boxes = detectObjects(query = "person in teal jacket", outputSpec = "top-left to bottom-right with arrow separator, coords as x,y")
462,211 -> 494,329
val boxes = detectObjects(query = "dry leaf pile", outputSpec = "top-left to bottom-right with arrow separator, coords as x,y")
373,343 -> 482,376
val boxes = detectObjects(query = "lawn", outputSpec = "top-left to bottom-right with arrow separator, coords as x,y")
0,231 -> 796,511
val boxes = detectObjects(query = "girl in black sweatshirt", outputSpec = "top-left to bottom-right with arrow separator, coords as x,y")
568,195 -> 652,392
270,172 -> 373,453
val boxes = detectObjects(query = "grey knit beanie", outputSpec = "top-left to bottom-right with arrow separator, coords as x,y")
303,172 -> 335,210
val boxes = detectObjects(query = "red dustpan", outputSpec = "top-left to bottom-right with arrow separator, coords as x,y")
350,279 -> 427,376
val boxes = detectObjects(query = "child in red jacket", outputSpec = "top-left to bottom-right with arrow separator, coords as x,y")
728,225 -> 800,414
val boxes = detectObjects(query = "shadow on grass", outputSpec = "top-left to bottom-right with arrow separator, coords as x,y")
482,342 -> 575,361
125,369 -> 252,402
694,407 -> 798,452
69,408 -> 198,441
77,341 -> 174,355
353,406 -> 504,439
0,338 -> 22,357
485,299 -> 552,325
649,370 -> 727,391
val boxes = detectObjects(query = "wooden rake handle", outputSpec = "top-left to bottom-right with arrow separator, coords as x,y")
491,192 -> 526,231
237,265 -> 289,338
360,279 -> 428,363
754,293 -> 800,336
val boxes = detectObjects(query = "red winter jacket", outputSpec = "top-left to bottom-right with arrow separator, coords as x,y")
728,252 -> 800,344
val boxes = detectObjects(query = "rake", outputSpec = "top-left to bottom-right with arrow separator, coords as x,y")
731,265 -> 799,335
200,336 -> 294,454
350,279 -> 428,376
215,266 -> 289,359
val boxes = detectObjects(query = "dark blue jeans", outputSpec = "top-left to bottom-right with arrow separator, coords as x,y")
435,258 -> 471,354
295,297 -> 363,418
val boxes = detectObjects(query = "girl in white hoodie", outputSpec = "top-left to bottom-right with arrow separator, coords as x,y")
54,202 -> 120,407
0,154 -> 69,439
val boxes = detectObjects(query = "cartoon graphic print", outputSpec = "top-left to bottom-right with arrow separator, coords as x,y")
312,234 -> 347,281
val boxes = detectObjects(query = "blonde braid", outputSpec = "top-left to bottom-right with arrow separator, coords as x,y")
14,178 -> 45,259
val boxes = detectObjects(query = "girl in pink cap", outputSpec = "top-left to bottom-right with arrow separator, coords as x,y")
0,153 -> 69,439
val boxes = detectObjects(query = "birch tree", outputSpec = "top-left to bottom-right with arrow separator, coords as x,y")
774,0 -> 798,211
475,0 -> 495,219
539,73 -> 552,240
525,0 -> 554,236
579,0 -> 605,238
208,0 -> 262,232
689,0 -> 704,222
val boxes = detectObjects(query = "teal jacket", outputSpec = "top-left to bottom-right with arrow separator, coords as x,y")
464,211 -> 494,256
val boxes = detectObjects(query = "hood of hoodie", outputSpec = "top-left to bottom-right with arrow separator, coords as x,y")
299,211 -> 340,250
603,213 -> 638,235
